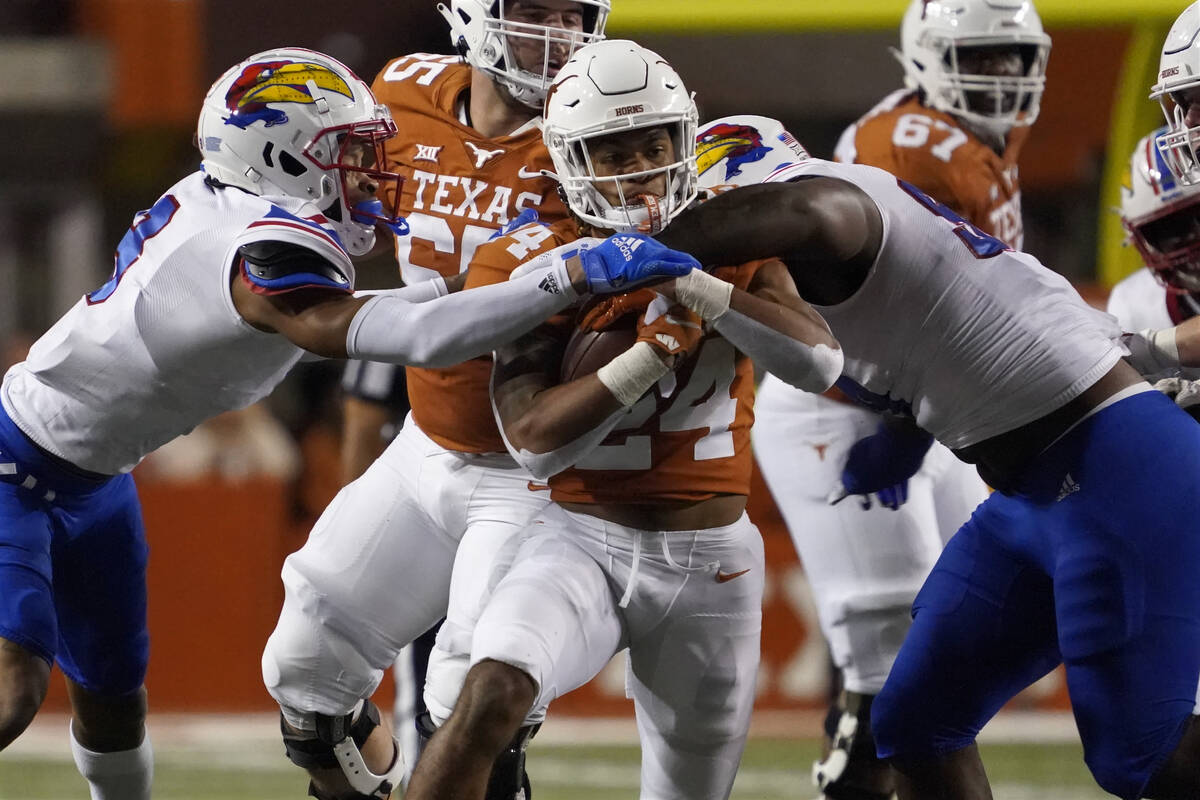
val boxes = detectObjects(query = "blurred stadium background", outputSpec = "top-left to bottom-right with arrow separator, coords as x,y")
0,0 -> 1188,797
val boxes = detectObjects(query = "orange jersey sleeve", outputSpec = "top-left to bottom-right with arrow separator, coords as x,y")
372,53 -> 571,452
835,90 -> 1028,250
408,218 -> 580,453
549,259 -> 769,505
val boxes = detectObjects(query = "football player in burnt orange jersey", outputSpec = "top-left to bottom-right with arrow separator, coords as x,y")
330,0 -> 610,792
405,41 -> 842,800
837,0 -> 1050,248
259,12 -> 710,800
749,2 -> 1052,798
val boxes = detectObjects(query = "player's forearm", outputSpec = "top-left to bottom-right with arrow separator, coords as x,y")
495,376 -> 628,481
714,307 -> 843,392
670,269 -> 843,392
344,260 -> 578,366
501,376 -> 626,454
1177,316 -> 1200,367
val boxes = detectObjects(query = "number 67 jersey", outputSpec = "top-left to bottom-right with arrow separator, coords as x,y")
834,89 -> 1028,251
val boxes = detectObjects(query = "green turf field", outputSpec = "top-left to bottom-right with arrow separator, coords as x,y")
0,739 -> 1114,799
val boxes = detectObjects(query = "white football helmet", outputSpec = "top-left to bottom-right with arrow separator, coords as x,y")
695,115 -> 811,192
543,40 -> 698,234
1121,127 -> 1200,294
896,0 -> 1051,140
438,0 -> 610,109
196,47 -> 404,256
1151,2 -> 1200,185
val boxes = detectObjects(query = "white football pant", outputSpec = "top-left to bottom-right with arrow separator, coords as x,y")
263,414 -> 550,730
426,504 -> 764,800
752,374 -> 988,694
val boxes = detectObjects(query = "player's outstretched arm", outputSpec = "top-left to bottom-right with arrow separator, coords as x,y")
234,238 -> 698,368
656,258 -> 843,393
655,178 -> 883,305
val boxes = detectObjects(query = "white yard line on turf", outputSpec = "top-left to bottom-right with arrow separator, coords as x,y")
7,708 -> 1082,762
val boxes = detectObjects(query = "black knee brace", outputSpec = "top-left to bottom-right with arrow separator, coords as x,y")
281,700 -> 401,800
282,699 -> 383,770
484,722 -> 539,800
812,693 -> 892,800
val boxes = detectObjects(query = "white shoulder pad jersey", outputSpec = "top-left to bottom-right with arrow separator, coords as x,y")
762,158 -> 1124,449
1,171 -> 355,475
1106,266 -> 1190,331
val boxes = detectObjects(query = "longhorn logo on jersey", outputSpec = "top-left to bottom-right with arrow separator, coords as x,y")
696,123 -> 771,181
224,60 -> 353,129
465,141 -> 505,168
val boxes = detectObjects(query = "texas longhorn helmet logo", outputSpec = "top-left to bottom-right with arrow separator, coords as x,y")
695,123 -> 770,182
224,60 -> 354,129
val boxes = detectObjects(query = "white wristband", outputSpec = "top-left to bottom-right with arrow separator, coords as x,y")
596,341 -> 670,407
674,269 -> 732,321
1145,326 -> 1180,365
1125,327 -> 1181,375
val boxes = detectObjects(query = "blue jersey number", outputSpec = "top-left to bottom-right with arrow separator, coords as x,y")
87,195 -> 180,304
897,179 -> 1008,259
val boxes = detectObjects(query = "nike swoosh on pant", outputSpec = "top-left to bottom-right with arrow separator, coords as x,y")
715,568 -> 751,583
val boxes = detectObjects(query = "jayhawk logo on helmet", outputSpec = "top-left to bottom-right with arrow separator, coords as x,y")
224,60 -> 354,129
696,123 -> 771,182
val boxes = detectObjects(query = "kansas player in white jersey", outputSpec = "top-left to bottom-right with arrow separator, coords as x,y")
708,113 -> 990,800
0,47 -> 694,800
1110,128 -> 1200,342
625,121 -> 1200,799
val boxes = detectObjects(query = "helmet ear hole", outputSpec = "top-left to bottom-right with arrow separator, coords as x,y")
279,151 -> 308,178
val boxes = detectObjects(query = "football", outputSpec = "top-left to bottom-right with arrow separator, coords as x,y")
560,319 -> 638,382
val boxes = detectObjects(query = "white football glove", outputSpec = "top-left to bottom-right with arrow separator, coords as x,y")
1122,328 -> 1180,378
1154,376 -> 1200,412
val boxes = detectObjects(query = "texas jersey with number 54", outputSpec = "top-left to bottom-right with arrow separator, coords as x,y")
373,52 -> 570,453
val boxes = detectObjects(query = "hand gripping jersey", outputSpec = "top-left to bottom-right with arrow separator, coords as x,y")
1,172 -> 353,475
765,158 -> 1124,450
834,89 -> 1028,250
373,53 -> 569,452
547,263 -> 765,505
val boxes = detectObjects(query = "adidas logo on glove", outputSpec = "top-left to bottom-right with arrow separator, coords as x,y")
612,235 -> 645,262
538,274 -> 561,295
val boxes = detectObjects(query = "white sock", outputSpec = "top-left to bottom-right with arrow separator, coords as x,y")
70,720 -> 153,800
